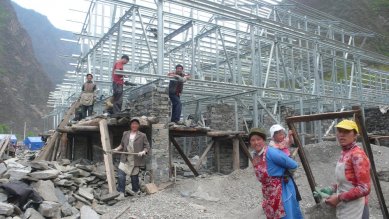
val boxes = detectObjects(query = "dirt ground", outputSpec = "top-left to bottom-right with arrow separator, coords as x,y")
101,141 -> 389,219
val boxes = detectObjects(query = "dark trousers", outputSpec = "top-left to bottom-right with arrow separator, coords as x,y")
112,82 -> 123,114
169,93 -> 182,122
117,169 -> 140,193
81,105 -> 93,119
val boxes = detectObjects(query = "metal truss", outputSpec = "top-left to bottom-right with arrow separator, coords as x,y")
46,0 -> 389,141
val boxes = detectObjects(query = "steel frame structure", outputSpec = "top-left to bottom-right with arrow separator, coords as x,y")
45,0 -> 389,142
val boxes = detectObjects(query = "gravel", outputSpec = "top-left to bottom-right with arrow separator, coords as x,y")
101,141 -> 389,219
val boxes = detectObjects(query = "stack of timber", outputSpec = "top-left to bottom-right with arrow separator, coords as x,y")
0,136 -> 11,159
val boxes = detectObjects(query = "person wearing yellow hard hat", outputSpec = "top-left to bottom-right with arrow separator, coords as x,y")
249,128 -> 303,219
320,120 -> 371,219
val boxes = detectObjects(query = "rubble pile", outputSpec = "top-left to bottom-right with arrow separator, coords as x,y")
0,157 -> 127,219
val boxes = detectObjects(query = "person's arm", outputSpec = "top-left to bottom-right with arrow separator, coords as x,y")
167,72 -> 176,77
81,84 -> 85,92
269,148 -> 298,170
338,152 -> 371,201
288,130 -> 294,145
113,144 -> 123,151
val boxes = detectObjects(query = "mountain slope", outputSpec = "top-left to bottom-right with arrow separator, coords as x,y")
0,0 -> 52,136
11,1 -> 80,86
295,0 -> 389,56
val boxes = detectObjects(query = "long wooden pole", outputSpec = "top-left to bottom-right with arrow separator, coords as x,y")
353,106 -> 389,218
99,119 -> 116,193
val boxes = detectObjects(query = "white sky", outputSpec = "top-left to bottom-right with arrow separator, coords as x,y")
11,0 -> 90,32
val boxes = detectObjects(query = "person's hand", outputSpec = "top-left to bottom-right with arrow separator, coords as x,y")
175,75 -> 184,82
288,130 -> 293,135
320,187 -> 334,196
138,151 -> 147,156
325,194 -> 340,207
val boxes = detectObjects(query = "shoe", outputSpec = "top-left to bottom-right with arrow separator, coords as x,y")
175,121 -> 185,125
116,193 -> 125,200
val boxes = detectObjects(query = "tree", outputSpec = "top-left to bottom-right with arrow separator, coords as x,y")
0,124 -> 10,133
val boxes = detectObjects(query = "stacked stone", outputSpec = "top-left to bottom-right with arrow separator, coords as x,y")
205,103 -> 244,131
126,85 -> 170,118
126,83 -> 171,183
214,139 -> 248,174
365,107 -> 389,135
0,158 -> 137,219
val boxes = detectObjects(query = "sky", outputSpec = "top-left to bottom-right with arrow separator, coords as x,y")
11,0 -> 90,32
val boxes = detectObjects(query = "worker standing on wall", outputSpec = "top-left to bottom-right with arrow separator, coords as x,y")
167,64 -> 191,125
111,55 -> 129,114
80,73 -> 97,119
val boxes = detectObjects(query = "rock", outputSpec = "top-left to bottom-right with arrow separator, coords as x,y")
61,202 -> 73,217
99,192 -> 120,202
78,188 -> 94,201
54,179 -> 73,187
60,159 -> 71,166
0,193 -> 7,202
77,169 -> 91,177
38,201 -> 61,218
29,170 -> 60,180
190,190 -> 219,202
0,163 -> 7,176
54,188 -> 67,204
73,194 -> 92,205
0,202 -> 13,215
29,161 -> 50,170
91,172 -> 106,180
80,205 -> 99,219
76,164 -> 94,172
32,180 -> 58,202
5,169 -> 30,181
58,173 -> 73,179
23,208 -> 45,219
189,203 -> 206,212
0,179 -> 9,184
92,204 -> 108,215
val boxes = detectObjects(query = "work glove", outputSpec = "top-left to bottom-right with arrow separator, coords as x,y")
138,151 -> 147,157
174,75 -> 184,82
313,186 -> 333,200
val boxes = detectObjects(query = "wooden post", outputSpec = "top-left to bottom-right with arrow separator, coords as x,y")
169,135 -> 199,176
353,106 -> 389,218
215,141 -> 220,173
99,119 -> 116,193
195,140 -> 215,170
232,137 -> 240,171
238,136 -> 252,162
287,121 -> 320,203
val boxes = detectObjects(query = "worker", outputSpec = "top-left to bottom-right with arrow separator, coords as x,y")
249,128 -> 303,219
269,124 -> 301,201
269,124 -> 295,157
167,64 -> 191,125
79,73 -> 96,119
112,55 -> 129,114
113,118 -> 150,197
317,120 -> 371,219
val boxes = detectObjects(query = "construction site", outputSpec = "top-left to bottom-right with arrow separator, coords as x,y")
0,0 -> 389,218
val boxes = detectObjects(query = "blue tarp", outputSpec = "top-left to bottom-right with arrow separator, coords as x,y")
0,134 -> 17,145
24,137 -> 44,150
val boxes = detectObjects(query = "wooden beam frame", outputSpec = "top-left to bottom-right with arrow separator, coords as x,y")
169,135 -> 199,176
99,119 -> 116,193
286,106 -> 389,218
195,140 -> 215,170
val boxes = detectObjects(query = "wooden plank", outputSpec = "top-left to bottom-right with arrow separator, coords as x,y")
207,131 -> 245,137
286,122 -> 320,204
286,110 -> 358,123
195,140 -> 215,170
215,141 -> 220,173
99,119 -> 116,193
238,136 -> 252,162
353,106 -> 389,218
232,138 -> 240,171
169,135 -> 199,176
0,137 -> 10,158
57,126 -> 100,133
36,100 -> 80,160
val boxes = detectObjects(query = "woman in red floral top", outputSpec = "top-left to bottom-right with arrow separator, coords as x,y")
325,120 -> 371,219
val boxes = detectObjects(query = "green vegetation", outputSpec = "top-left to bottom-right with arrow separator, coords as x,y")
0,124 -> 10,133
26,131 -> 36,137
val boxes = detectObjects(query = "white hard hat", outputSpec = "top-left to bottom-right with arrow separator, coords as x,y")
269,124 -> 285,138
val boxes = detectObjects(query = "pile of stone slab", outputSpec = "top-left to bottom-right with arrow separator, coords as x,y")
0,158 -> 124,219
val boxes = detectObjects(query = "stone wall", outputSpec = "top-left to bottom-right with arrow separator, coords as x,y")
364,107 -> 389,135
204,103 -> 244,131
214,139 -> 249,174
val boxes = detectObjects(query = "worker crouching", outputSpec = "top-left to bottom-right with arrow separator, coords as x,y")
113,118 -> 150,197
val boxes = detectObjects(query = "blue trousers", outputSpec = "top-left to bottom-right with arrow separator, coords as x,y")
117,169 -> 140,193
169,93 -> 182,122
112,82 -> 123,114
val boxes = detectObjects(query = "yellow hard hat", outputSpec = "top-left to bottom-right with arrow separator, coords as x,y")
335,120 -> 359,134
